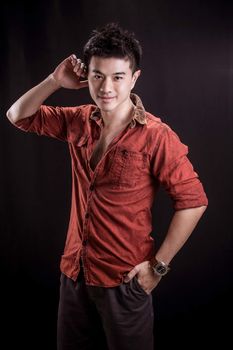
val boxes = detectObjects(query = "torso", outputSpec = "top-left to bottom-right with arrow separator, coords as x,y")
90,105 -> 135,171
90,125 -> 128,171
90,137 -> 108,171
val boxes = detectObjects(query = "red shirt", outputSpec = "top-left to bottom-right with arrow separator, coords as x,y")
15,93 -> 208,287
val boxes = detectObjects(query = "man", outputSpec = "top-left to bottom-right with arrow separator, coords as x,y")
7,23 -> 208,350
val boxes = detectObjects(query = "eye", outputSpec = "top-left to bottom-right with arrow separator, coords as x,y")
94,74 -> 103,80
114,76 -> 123,81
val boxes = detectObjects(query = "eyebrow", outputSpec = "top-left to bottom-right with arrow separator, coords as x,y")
92,69 -> 126,76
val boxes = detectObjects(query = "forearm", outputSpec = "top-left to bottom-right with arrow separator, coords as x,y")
155,206 -> 207,264
6,74 -> 60,124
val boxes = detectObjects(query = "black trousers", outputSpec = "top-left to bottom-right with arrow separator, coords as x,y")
57,267 -> 154,350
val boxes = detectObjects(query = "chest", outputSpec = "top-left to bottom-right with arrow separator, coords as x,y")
73,125 -> 151,189
90,131 -> 119,171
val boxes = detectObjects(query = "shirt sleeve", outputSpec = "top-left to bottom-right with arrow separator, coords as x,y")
151,125 -> 208,210
14,105 -> 81,142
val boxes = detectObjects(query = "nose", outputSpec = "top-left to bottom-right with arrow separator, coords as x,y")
100,77 -> 113,94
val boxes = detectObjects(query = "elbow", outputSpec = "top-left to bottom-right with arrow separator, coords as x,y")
199,205 -> 207,214
6,108 -> 15,124
196,205 -> 208,222
6,107 -> 19,124
193,205 -> 207,219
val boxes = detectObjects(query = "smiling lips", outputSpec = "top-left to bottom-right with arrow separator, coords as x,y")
98,96 -> 115,102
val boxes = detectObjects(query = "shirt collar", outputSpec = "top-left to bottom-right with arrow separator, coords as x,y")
89,93 -> 147,129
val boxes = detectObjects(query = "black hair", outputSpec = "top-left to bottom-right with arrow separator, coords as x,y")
83,23 -> 142,73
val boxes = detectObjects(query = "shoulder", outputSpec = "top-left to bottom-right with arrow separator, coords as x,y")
143,112 -> 188,161
145,112 -> 179,143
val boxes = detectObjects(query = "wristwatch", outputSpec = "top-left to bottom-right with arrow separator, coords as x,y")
149,257 -> 170,276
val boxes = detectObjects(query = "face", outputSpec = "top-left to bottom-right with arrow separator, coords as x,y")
87,56 -> 141,113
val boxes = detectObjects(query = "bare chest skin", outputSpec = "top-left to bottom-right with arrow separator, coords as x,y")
90,125 -> 127,171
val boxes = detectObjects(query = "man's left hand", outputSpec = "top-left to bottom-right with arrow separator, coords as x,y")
124,261 -> 161,295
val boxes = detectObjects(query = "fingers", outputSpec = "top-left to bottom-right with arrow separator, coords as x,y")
70,54 -> 87,79
124,266 -> 139,283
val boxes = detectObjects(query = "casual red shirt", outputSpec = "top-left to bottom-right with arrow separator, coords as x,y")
15,93 -> 208,287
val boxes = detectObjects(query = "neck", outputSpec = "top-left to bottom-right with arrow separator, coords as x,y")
101,97 -> 135,130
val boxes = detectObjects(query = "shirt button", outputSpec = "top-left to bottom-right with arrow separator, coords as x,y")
85,213 -> 90,219
90,184 -> 94,191
83,239 -> 88,246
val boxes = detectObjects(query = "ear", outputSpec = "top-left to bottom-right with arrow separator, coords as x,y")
131,70 -> 141,90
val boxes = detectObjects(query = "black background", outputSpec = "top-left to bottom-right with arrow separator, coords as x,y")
1,1 -> 232,349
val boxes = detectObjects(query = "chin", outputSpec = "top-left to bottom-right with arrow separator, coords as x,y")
97,101 -> 117,111
99,106 -> 114,112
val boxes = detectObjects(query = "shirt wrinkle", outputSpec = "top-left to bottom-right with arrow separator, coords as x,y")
13,93 -> 208,287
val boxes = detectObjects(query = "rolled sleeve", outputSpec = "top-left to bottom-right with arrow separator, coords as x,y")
14,105 -> 76,142
152,126 -> 208,210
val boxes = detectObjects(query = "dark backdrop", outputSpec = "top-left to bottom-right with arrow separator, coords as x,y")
1,1 -> 232,349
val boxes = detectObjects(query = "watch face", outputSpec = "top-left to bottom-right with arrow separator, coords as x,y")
156,264 -> 167,275
150,258 -> 170,276
155,262 -> 169,276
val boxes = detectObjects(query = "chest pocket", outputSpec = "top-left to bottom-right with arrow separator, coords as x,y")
109,147 -> 148,189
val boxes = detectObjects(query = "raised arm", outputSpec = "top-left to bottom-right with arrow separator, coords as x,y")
6,54 -> 88,124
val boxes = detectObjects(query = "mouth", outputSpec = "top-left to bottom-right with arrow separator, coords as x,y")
98,96 -> 116,102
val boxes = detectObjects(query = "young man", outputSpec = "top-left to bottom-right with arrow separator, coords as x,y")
7,23 -> 208,350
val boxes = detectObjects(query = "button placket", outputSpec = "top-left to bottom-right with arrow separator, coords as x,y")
81,175 -> 97,283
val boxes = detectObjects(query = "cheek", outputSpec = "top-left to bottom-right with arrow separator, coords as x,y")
89,80 -> 101,91
87,85 -> 96,101
119,81 -> 133,93
88,82 -> 95,94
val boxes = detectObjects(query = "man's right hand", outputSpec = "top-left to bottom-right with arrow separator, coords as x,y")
6,54 -> 89,124
51,54 -> 89,90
